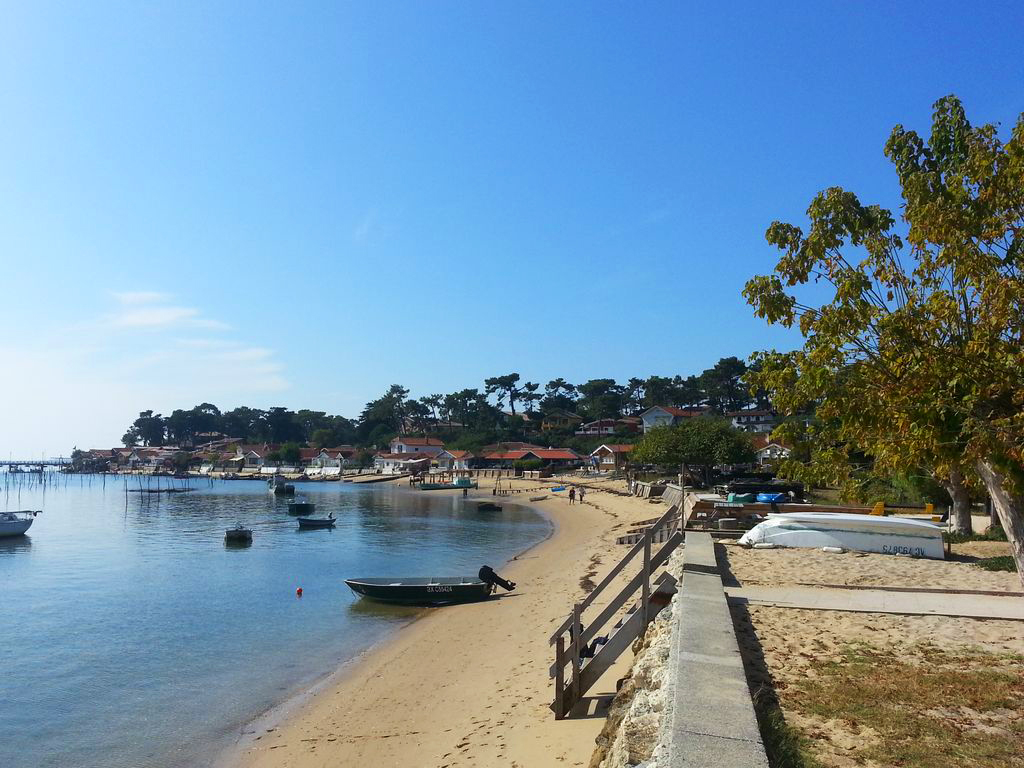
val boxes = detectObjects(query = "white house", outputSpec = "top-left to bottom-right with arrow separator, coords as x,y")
753,435 -> 791,466
435,449 -> 474,471
589,444 -> 633,472
374,452 -> 432,474
389,436 -> 445,457
639,406 -> 707,433
728,409 -> 778,434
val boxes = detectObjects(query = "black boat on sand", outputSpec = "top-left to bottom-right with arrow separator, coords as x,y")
345,565 -> 516,605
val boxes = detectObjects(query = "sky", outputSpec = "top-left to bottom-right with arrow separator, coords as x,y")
1,1 -> 1022,456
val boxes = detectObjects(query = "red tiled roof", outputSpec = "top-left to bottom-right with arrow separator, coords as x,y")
751,434 -> 789,450
445,450 -> 474,459
375,452 -> 431,461
532,449 -> 582,460
483,450 -> 532,461
299,448 -> 320,460
392,437 -> 445,446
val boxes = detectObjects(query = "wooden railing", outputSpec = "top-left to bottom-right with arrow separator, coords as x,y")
549,504 -> 683,718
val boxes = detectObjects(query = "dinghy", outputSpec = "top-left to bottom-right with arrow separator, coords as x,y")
738,512 -> 944,559
224,525 -> 252,544
345,565 -> 516,605
297,515 -> 335,529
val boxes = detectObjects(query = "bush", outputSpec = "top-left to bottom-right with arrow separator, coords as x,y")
974,556 -> 1017,572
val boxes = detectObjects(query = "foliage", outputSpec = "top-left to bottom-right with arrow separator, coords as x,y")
744,95 -> 1024,581
631,418 -> 754,469
974,556 -> 1017,572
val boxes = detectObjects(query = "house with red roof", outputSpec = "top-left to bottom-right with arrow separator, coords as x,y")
751,434 -> 791,466
435,449 -> 475,471
589,444 -> 634,472
373,452 -> 432,474
480,447 -> 584,469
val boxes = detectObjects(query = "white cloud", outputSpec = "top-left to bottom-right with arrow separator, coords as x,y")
0,294 -> 290,455
104,292 -> 231,331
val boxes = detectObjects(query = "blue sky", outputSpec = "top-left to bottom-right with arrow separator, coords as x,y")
2,1 -> 1022,455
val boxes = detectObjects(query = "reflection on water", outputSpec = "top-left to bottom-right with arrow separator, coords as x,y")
0,476 -> 549,768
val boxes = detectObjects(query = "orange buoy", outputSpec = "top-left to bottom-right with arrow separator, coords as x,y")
296,587 -> 303,598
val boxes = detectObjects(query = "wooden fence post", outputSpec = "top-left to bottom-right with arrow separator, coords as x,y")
570,603 -> 582,709
555,634 -> 566,719
642,529 -> 651,629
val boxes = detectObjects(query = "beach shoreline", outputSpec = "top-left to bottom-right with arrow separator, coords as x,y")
216,475 -> 645,768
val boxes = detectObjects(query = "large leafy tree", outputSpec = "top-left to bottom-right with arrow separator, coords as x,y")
744,95 -> 1024,582
632,418 -> 754,485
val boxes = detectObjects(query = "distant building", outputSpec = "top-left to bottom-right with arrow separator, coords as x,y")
752,435 -> 791,465
575,418 -> 641,436
480,447 -> 583,469
541,409 -> 584,432
389,436 -> 445,456
728,409 -> 778,434
639,406 -> 708,433
435,449 -> 475,471
374,453 -> 432,474
589,444 -> 634,472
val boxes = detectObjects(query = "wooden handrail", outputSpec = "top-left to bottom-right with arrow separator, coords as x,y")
549,504 -> 679,643
549,530 -> 682,675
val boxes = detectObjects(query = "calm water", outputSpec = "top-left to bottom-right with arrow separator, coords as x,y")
0,474 -> 550,768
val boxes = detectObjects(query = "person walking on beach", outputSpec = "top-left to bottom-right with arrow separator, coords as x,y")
578,487 -> 586,505
568,487 -> 576,504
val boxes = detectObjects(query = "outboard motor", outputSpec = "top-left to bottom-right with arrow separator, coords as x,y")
478,565 -> 516,592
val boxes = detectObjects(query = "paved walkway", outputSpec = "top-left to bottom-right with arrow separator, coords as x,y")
726,585 -> 1024,621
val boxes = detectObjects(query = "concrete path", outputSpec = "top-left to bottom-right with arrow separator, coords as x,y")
726,585 -> 1024,621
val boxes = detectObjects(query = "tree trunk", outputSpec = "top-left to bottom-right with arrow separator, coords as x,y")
941,468 -> 973,535
975,459 -> 1024,590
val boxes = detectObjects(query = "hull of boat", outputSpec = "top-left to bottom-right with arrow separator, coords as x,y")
345,577 -> 495,605
738,512 -> 944,559
297,517 -> 335,528
287,502 -> 316,515
0,518 -> 33,537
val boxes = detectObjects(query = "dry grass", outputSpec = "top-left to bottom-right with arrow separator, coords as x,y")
783,642 -> 1024,767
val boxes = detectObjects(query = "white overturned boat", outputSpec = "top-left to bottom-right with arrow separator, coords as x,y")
0,510 -> 40,538
738,512 -> 944,560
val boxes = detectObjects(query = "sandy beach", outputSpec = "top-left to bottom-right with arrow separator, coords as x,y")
223,475 -> 654,768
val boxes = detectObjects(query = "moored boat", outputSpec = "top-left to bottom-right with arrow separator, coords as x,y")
738,512 -> 945,559
0,510 -> 39,538
268,476 -> 295,496
287,500 -> 316,515
224,525 -> 253,544
477,502 -> 502,512
345,565 -> 516,605
297,515 -> 335,529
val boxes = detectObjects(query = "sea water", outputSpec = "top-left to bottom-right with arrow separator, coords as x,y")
0,475 -> 550,768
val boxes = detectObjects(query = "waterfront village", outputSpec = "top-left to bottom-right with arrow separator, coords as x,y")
71,404 -> 790,479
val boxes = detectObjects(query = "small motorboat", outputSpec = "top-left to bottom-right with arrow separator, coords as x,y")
268,476 -> 295,496
345,565 -> 516,605
225,524 -> 253,545
287,500 -> 316,515
738,512 -> 945,559
0,510 -> 39,538
297,514 -> 335,529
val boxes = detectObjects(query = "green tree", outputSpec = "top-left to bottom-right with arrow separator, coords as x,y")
484,373 -> 538,416
541,378 -> 578,412
743,95 -> 1024,581
632,418 -> 753,486
279,443 -> 302,465
699,357 -> 749,413
576,379 -> 625,420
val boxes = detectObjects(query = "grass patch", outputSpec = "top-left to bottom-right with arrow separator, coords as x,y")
782,644 -> 1024,767
755,702 -> 824,768
944,525 -> 1008,544
974,555 -> 1018,572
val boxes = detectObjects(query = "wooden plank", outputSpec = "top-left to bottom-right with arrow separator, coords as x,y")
570,604 -> 582,707
642,530 -> 651,628
549,504 -> 678,643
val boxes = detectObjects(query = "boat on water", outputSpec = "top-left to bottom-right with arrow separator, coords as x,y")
738,512 -> 945,559
224,525 -> 253,544
297,514 -> 335,529
0,510 -> 39,537
476,502 -> 502,512
345,565 -> 516,605
287,500 -> 316,515
420,480 -> 479,491
268,476 -> 295,496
